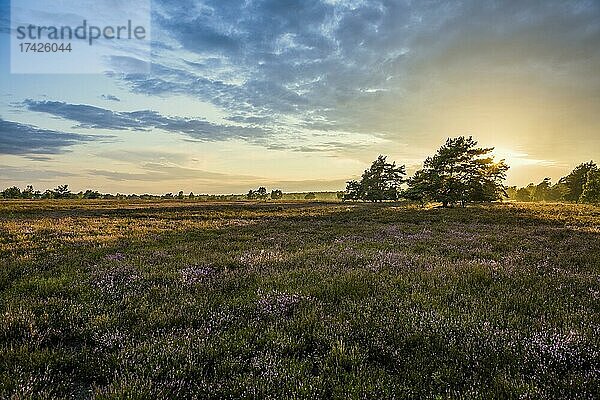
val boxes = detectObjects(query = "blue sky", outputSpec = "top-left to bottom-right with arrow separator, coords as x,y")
1,0 -> 599,194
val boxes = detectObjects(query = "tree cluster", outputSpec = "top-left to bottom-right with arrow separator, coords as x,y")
245,187 -> 286,200
505,161 -> 599,204
0,184 -> 292,202
247,187 -> 267,200
1,184 -> 72,199
0,185 -> 245,201
344,136 -> 509,206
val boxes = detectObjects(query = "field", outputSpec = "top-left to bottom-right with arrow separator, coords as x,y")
1,200 -> 600,399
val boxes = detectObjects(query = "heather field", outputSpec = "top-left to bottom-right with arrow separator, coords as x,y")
1,200 -> 600,399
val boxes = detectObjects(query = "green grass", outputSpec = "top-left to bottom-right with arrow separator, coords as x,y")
1,200 -> 599,399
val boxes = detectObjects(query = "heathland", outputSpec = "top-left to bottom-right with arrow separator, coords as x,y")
1,200 -> 599,398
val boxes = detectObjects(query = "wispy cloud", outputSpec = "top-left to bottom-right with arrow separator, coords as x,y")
0,118 -> 99,157
0,164 -> 75,181
87,163 -> 259,183
22,99 -> 379,153
24,99 -> 270,142
100,94 -> 121,102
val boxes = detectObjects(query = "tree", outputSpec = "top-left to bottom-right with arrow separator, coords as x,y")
189,192 -> 195,199
548,182 -> 567,202
526,178 -> 563,202
580,169 -> 600,204
533,178 -> 552,202
304,192 -> 316,200
464,159 -> 509,203
247,187 -> 269,200
559,161 -> 597,202
256,187 -> 268,199
505,186 -> 517,200
177,190 -> 185,199
403,169 -> 429,206
2,186 -> 21,199
522,183 -> 536,199
53,185 -> 71,199
343,180 -> 362,201
83,190 -> 101,199
270,189 -> 283,200
408,136 -> 509,207
21,185 -> 35,199
515,187 -> 532,202
344,155 -> 406,202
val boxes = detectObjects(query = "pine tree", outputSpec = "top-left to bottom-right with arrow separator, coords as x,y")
408,136 -> 509,207
344,155 -> 406,202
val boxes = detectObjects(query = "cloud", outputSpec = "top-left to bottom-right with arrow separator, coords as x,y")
114,0 -> 600,144
23,99 -> 270,141
92,149 -> 190,165
24,100 -> 139,130
87,163 -> 259,183
0,118 -> 99,157
101,94 -> 121,102
0,165 -> 75,182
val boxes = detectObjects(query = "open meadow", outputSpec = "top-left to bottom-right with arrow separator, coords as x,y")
1,200 -> 600,399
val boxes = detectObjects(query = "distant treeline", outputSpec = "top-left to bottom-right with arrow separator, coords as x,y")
0,184 -> 344,202
1,137 -> 597,205
505,161 -> 599,204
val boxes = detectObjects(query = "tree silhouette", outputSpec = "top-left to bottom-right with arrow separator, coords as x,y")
559,161 -> 597,202
1,186 -> 21,199
344,155 -> 406,202
53,185 -> 71,199
270,189 -> 283,200
257,187 -> 268,199
343,180 -> 362,201
515,187 -> 532,202
408,136 -> 509,207
532,178 -> 551,201
83,190 -> 101,199
247,187 -> 269,200
21,185 -> 34,199
580,169 -> 600,204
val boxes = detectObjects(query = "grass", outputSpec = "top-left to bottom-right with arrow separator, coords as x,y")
1,200 -> 599,399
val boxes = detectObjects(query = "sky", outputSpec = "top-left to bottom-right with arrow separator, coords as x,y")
1,0 -> 599,194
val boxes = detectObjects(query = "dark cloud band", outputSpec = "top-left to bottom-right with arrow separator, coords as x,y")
0,118 -> 98,157
24,99 -> 270,141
